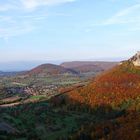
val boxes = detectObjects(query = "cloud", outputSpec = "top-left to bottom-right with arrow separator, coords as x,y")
20,0 -> 75,10
104,4 -> 140,25
0,0 -> 76,39
86,3 -> 140,33
0,13 -> 49,39
84,4 -> 140,33
0,24 -> 34,40
0,0 -> 75,11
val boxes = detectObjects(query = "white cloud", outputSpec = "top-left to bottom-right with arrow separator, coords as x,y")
0,22 -> 34,40
0,13 -> 49,39
89,3 -> 140,32
20,0 -> 75,10
0,0 -> 75,39
85,4 -> 140,33
0,0 -> 75,11
104,4 -> 140,25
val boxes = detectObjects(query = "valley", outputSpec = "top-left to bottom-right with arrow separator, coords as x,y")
0,55 -> 140,140
0,62 -> 115,107
0,61 -> 116,139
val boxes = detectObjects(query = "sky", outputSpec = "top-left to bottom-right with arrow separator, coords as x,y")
0,0 -> 140,70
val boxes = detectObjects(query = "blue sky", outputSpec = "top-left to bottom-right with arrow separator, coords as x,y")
0,0 -> 140,65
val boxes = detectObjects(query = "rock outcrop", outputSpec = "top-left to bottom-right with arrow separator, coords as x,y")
130,51 -> 140,66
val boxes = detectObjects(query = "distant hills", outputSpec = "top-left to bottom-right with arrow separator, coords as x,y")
26,64 -> 79,76
24,61 -> 118,77
0,59 -> 122,71
61,61 -> 118,73
0,61 -> 119,77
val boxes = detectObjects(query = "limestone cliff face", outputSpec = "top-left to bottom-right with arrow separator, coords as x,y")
130,51 -> 140,66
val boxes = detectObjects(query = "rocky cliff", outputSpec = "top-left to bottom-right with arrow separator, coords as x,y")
129,51 -> 140,66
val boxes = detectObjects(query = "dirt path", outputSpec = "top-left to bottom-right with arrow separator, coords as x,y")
0,102 -> 21,107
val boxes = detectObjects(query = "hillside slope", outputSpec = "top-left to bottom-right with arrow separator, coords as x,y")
52,52 -> 140,139
61,61 -> 118,70
61,61 -> 118,75
26,64 -> 78,76
65,60 -> 140,107
66,64 -> 104,73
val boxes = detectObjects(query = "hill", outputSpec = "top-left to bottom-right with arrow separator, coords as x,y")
51,52 -> 140,139
63,53 -> 140,107
61,61 -> 118,73
26,63 -> 78,77
66,64 -> 104,73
